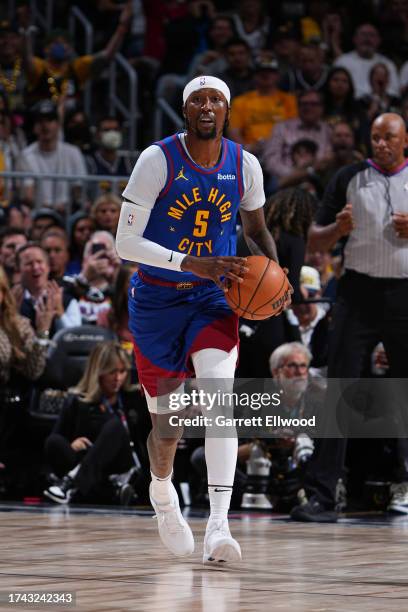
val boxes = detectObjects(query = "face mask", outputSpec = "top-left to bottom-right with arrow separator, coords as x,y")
100,130 -> 122,150
49,42 -> 70,62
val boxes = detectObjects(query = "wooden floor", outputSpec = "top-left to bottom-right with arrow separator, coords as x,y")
0,504 -> 407,612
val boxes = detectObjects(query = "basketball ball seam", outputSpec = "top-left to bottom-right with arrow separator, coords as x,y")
252,275 -> 288,314
240,258 -> 270,317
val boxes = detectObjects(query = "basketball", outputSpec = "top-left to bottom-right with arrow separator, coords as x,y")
225,255 -> 289,320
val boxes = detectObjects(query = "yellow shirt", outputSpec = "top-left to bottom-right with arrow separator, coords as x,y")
229,89 -> 298,145
29,55 -> 94,89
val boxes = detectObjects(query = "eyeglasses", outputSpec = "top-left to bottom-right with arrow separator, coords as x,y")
281,362 -> 308,371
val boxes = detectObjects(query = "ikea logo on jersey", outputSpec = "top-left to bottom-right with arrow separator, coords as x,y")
218,173 -> 236,180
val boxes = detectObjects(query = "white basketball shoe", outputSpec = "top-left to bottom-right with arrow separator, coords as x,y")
203,519 -> 242,564
149,482 -> 194,557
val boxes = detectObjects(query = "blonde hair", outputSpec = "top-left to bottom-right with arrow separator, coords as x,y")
0,266 -> 25,360
91,194 -> 121,218
70,340 -> 132,403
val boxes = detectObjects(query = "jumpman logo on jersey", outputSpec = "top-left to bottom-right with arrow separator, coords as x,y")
175,166 -> 189,181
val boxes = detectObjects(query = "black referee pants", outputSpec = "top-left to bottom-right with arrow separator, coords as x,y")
305,270 -> 408,508
45,418 -> 134,497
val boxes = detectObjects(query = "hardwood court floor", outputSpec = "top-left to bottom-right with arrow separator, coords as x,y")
0,503 -> 407,612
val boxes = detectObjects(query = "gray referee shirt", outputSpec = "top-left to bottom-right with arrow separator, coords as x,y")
316,159 -> 408,278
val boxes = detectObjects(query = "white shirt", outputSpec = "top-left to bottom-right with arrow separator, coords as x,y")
19,141 -> 87,207
334,51 -> 400,98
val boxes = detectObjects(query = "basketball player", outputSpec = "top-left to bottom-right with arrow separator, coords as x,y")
116,76 -> 289,563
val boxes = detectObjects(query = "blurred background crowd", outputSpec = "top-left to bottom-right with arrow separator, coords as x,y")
0,0 -> 403,513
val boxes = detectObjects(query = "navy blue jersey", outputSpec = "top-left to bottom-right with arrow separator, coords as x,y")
139,133 -> 244,282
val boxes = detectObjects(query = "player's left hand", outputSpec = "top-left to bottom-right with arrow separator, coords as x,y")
392,213 -> 408,238
274,267 -> 293,315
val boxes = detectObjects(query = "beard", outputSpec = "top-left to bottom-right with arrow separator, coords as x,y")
185,116 -> 229,140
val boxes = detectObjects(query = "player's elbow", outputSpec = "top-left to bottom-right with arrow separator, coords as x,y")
115,234 -> 128,261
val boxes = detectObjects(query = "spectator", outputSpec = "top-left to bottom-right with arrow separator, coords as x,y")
268,341 -> 326,506
305,249 -> 338,298
285,266 -> 331,373
0,19 -> 25,113
0,110 -> 25,205
280,43 -> 329,94
276,139 -> 320,194
334,23 -> 400,99
271,24 -> 301,75
64,107 -> 92,155
215,38 -> 255,100
0,265 -> 48,457
0,227 -> 27,284
280,121 -> 364,194
18,101 -> 87,212
15,242 -> 81,335
237,188 -> 316,377
361,62 -> 401,122
262,90 -> 332,182
66,212 -> 94,276
155,0 -> 217,119
30,208 -> 65,242
187,14 -> 235,80
317,121 -> 363,191
323,67 -> 370,152
75,231 -> 120,324
43,341 -> 147,505
231,0 -> 270,55
3,202 -> 32,235
97,262 -> 138,347
86,116 -> 133,198
24,4 -> 133,109
41,229 -> 70,282
0,265 -> 48,387
90,194 -> 121,236
228,57 -> 298,153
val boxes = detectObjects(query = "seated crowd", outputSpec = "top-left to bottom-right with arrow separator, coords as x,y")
0,0 -> 404,512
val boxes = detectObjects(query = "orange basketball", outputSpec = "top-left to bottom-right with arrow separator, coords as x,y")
225,255 -> 289,320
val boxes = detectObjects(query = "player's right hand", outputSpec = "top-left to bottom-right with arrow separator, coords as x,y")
335,203 -> 354,236
181,255 -> 249,292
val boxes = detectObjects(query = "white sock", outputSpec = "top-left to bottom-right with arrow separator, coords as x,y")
67,464 -> 80,479
150,470 -> 173,504
205,437 -> 238,522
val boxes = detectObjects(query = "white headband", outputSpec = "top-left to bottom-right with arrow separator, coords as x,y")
182,76 -> 231,105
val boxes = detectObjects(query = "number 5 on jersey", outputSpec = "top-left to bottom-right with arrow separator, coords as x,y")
193,210 -> 209,237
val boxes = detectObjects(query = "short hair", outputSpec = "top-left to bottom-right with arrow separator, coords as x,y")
15,242 -> 49,269
0,227 -> 27,247
41,228 -> 69,246
298,90 -> 323,104
269,342 -> 312,372
291,139 -> 318,157
223,36 -> 251,53
96,115 -> 122,129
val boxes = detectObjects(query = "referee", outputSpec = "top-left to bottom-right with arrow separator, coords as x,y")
291,113 -> 408,521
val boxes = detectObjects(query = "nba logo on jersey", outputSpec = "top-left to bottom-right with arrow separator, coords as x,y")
127,213 -> 134,225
